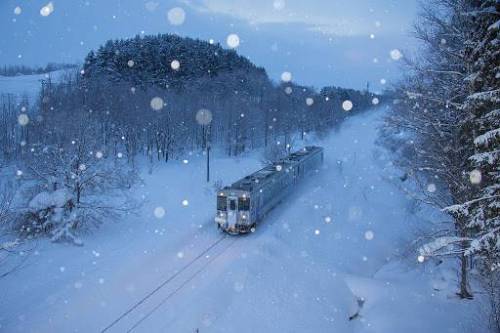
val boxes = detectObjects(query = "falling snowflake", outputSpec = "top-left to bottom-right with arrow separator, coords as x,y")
182,199 -> 189,206
276,165 -> 283,171
127,60 -> 135,67
177,251 -> 184,258
314,229 -> 320,235
285,86 -> 293,95
372,97 -> 380,105
195,109 -> 213,125
417,255 -> 425,263
17,114 -> 29,126
154,207 -> 166,218
226,34 -> 240,48
40,2 -> 54,16
150,97 -> 164,111
167,7 -> 186,25
469,169 -> 482,184
170,59 -> 180,70
324,216 -> 332,224
390,49 -> 403,61
342,100 -> 353,111
95,151 -> 103,159
427,183 -> 437,193
306,98 -> 314,106
364,230 -> 374,240
281,71 -> 292,82
14,6 -> 22,15
380,78 -> 387,85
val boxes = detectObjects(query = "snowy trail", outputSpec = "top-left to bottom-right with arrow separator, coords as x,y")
0,106 -> 479,332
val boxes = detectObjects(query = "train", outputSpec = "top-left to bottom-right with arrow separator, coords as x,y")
215,146 -> 324,234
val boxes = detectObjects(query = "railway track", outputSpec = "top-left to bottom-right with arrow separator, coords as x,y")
101,234 -> 237,332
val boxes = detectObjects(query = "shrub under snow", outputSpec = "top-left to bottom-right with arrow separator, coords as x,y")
24,188 -> 82,245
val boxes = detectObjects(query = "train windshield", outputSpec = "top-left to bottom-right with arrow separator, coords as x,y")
217,195 -> 227,211
238,197 -> 250,211
229,199 -> 236,211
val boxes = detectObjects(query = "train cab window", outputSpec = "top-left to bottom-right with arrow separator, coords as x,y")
229,199 -> 237,211
238,197 -> 250,211
217,196 -> 227,211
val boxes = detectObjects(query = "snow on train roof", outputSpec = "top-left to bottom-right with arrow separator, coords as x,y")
228,146 -> 323,192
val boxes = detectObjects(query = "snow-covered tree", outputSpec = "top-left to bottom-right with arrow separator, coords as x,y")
387,0 -> 477,298
446,1 -> 499,328
389,4 -> 499,324
21,119 -> 137,245
448,0 -> 500,266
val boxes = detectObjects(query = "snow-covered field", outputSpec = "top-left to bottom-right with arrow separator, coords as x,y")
0,106 -> 484,332
0,70 -> 69,103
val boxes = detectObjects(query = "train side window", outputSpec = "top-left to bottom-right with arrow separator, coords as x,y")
230,199 -> 236,211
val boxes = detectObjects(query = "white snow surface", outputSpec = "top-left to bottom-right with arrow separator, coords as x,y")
0,70 -> 68,103
28,189 -> 72,212
0,106 -> 484,332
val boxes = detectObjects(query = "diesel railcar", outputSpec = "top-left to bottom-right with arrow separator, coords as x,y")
215,146 -> 324,234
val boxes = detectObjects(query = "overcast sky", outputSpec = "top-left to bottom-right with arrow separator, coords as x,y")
1,0 -> 418,90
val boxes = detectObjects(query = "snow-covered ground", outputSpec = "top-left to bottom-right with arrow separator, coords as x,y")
0,70 -> 69,103
0,106 -> 485,332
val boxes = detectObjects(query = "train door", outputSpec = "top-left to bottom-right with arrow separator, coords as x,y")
227,197 -> 238,228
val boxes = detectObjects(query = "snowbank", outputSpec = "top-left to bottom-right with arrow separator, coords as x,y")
28,189 -> 72,212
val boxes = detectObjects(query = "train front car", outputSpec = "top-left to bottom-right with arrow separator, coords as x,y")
215,189 -> 253,234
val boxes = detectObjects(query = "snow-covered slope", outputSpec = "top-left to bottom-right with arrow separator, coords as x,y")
0,106 -> 484,332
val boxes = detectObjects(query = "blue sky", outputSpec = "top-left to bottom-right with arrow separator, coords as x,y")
1,0 -> 418,90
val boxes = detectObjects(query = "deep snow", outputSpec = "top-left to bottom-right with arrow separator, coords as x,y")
0,106 -> 485,332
